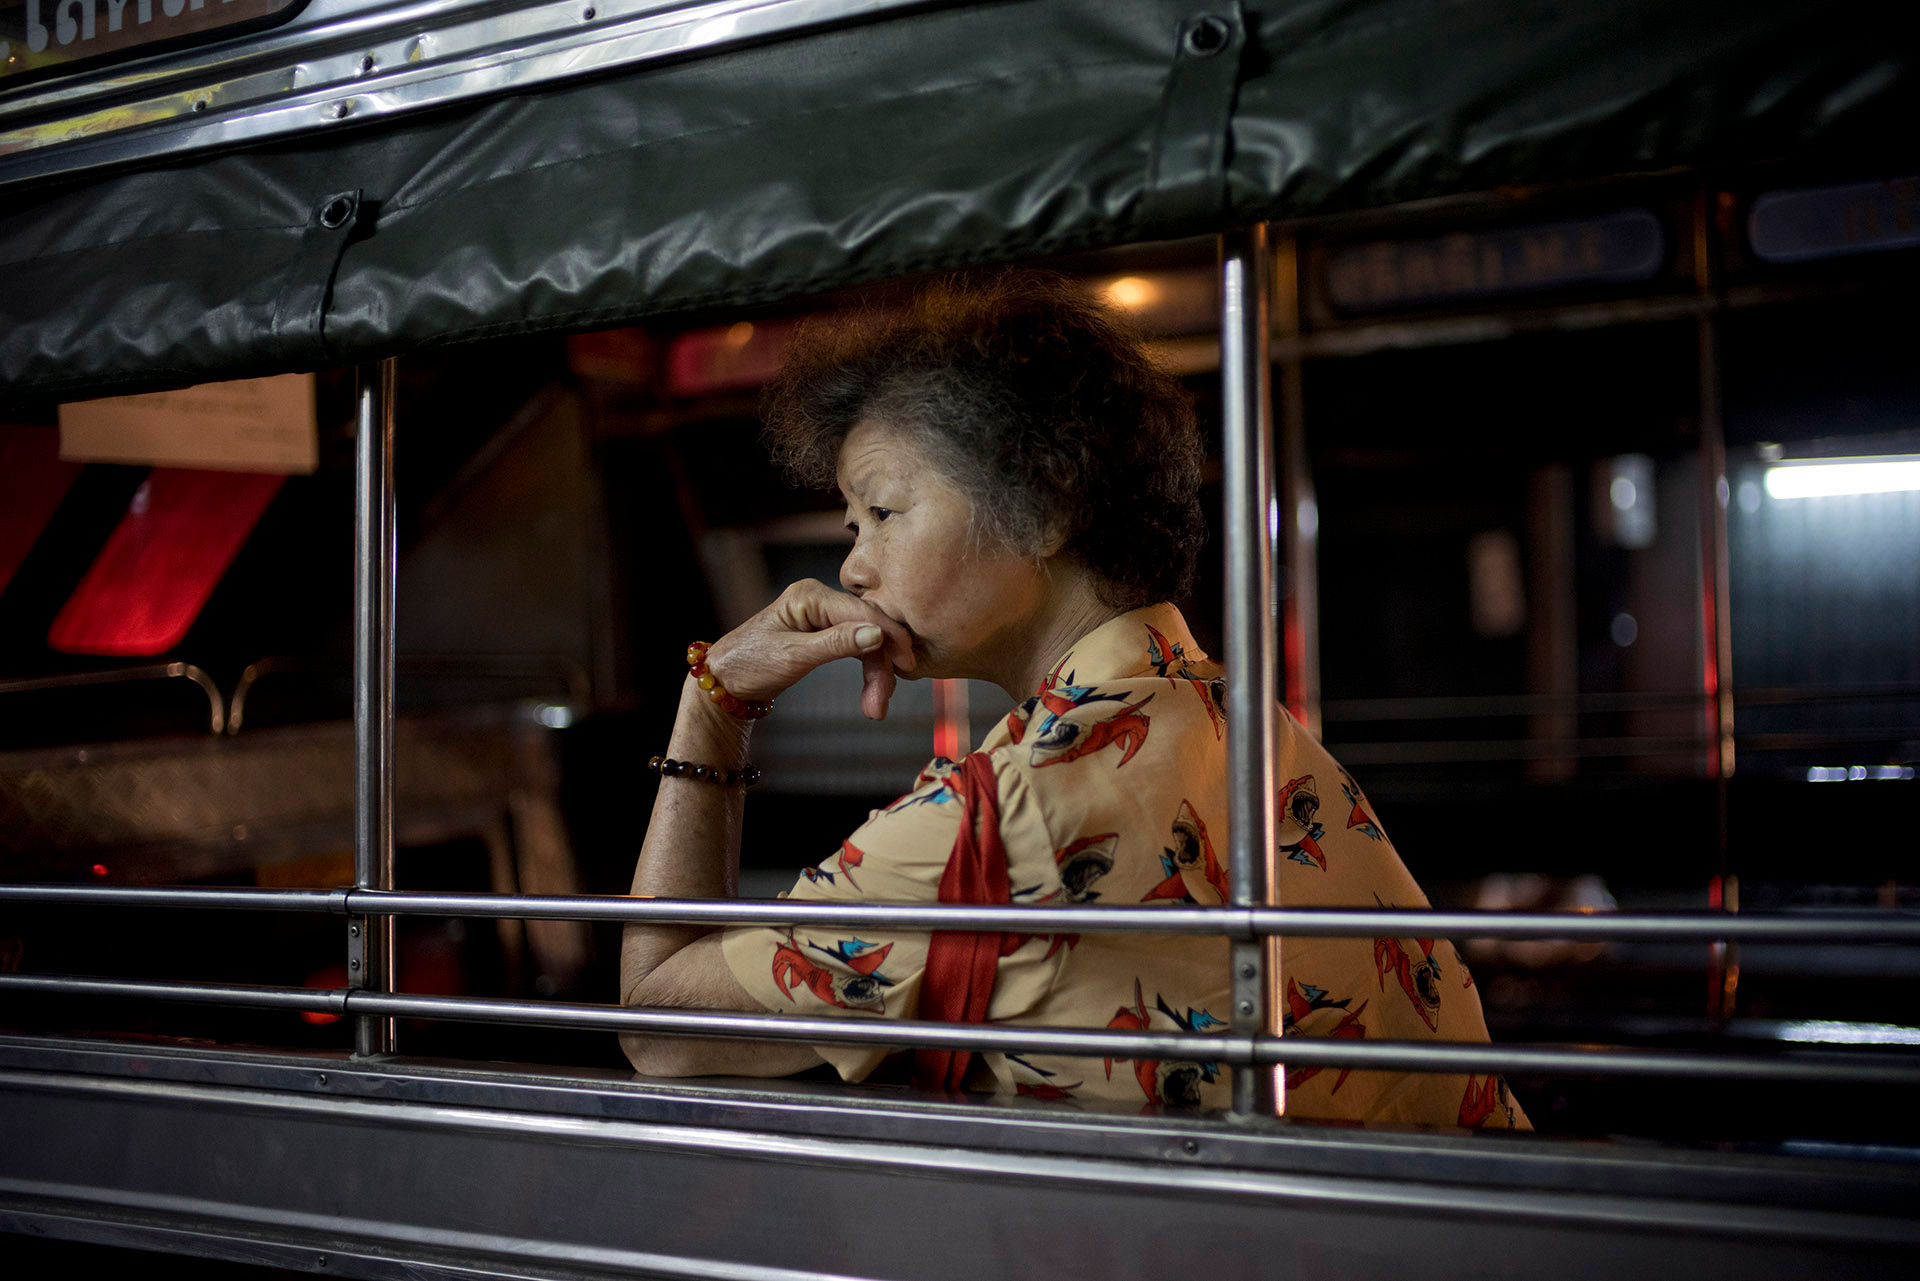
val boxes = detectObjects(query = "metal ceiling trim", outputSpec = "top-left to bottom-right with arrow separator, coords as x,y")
0,0 -> 932,188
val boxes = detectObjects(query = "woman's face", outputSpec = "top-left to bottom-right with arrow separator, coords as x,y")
836,418 -> 1050,686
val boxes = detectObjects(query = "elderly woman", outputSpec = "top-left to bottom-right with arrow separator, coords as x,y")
619,273 -> 1526,1128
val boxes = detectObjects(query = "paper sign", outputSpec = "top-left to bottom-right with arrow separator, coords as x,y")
59,373 -> 318,474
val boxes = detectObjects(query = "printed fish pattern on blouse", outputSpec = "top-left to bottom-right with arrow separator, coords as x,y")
718,604 -> 1529,1128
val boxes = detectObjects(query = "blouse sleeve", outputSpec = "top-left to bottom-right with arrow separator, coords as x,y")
719,763 -> 968,1082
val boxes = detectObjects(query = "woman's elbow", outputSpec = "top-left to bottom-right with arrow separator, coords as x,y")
620,1030 -> 702,1077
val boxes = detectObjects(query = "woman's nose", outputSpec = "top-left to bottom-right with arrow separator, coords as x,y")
840,543 -> 876,594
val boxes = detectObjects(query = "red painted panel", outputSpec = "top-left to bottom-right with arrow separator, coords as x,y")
0,427 -> 84,599
47,468 -> 285,657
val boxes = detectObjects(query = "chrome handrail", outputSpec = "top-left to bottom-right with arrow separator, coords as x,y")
3,974 -> 1916,1087
2,884 -> 1915,943
0,662 -> 226,734
227,652 -> 592,733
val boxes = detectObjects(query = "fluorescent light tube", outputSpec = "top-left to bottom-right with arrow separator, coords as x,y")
1763,456 -> 1920,499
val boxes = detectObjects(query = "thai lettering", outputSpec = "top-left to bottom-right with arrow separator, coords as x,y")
18,0 -> 240,58
104,0 -> 153,32
1324,211 -> 1663,312
55,0 -> 96,46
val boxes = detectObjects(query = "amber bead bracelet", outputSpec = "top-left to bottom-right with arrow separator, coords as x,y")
686,641 -> 774,720
648,755 -> 762,788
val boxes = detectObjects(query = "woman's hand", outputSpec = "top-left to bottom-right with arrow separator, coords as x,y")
704,579 -> 916,720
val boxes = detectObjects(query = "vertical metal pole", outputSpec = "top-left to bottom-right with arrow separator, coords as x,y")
1271,230 -> 1321,740
353,358 -> 399,1057
1691,188 -> 1738,1022
1220,226 -> 1281,1117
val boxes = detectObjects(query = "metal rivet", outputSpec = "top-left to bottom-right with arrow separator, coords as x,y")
319,195 -> 355,228
1183,1139 -> 1199,1155
192,98 -> 207,113
582,4 -> 595,17
316,1073 -> 327,1085
359,54 -> 375,74
1238,1000 -> 1254,1015
327,100 -> 351,120
1184,14 -> 1231,57
350,923 -> 360,937
1238,963 -> 1256,979
349,958 -> 360,971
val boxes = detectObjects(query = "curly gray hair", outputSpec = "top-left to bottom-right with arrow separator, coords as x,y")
760,271 -> 1206,610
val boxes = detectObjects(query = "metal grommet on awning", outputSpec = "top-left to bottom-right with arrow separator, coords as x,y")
318,191 -> 360,230
1183,14 -> 1232,57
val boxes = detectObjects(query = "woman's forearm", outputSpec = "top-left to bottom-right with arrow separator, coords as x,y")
618,676 -> 754,1006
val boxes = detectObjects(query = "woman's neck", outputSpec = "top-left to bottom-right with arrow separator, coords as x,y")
994,567 -> 1127,704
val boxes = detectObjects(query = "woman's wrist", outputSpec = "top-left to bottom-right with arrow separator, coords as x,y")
668,674 -> 755,766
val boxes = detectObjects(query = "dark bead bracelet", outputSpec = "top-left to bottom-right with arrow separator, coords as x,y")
647,754 -> 762,788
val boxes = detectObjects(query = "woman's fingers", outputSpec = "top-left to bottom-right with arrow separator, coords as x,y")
859,649 -> 897,721
782,581 -> 915,671
704,580 -> 914,707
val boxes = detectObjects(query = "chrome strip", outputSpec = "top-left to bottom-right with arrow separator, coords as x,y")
0,0 -> 933,187
7,1070 -> 1918,1246
2,884 -> 1918,942
5,975 -> 1920,1085
1219,225 -> 1281,1115
351,359 -> 398,1058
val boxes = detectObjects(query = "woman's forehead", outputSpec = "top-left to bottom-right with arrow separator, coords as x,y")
836,418 -> 925,492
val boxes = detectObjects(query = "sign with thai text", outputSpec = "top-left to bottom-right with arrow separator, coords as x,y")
59,373 -> 318,474
1,0 -> 304,87
1323,209 -> 1666,313
1748,177 -> 1920,264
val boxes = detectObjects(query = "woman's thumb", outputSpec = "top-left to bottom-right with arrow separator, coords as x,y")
818,622 -> 884,659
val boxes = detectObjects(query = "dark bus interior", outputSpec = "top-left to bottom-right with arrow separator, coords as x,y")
3,168 -> 1917,1149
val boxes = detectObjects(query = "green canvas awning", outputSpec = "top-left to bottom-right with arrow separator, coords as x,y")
2,0 -> 1912,405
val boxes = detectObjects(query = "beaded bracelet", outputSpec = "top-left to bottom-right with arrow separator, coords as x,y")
648,755 -> 763,787
685,641 -> 774,720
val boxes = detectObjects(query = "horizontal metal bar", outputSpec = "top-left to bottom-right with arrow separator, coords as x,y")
4,885 -> 1918,943
1246,908 -> 1920,944
1250,1038 -> 1920,1087
0,975 -> 348,1016
0,886 -> 349,914
0,662 -> 226,734
5,974 -> 1919,1087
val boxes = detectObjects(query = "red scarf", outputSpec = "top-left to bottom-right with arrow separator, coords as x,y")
912,753 -> 1010,1091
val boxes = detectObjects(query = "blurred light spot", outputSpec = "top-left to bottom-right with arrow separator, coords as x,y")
1296,496 -> 1319,538
1602,455 -> 1656,547
1609,612 -> 1637,647
1103,276 -> 1159,310
1764,455 -> 1920,498
536,704 -> 574,729
1466,530 -> 1525,638
90,863 -> 109,877
725,321 -> 754,346
1737,481 -> 1761,513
